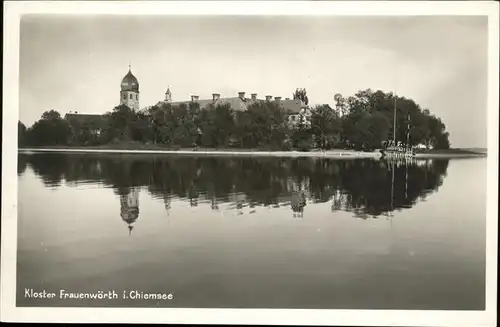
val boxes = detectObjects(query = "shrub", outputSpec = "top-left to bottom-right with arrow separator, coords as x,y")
296,138 -> 314,152
281,139 -> 293,151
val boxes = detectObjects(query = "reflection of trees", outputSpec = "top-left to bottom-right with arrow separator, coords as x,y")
18,154 -> 28,176
21,154 -> 449,217
23,154 -> 66,187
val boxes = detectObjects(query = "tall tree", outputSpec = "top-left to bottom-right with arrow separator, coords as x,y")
25,110 -> 71,146
18,121 -> 27,147
106,105 -> 137,142
236,101 -> 289,149
41,110 -> 62,121
293,88 -> 309,105
340,89 -> 450,150
310,104 -> 342,149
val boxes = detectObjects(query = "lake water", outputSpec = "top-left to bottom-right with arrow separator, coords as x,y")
16,153 -> 486,310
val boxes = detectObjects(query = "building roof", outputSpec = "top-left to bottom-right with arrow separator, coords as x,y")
64,113 -> 107,127
121,67 -> 139,92
121,207 -> 139,225
159,96 -> 305,113
278,98 -> 304,113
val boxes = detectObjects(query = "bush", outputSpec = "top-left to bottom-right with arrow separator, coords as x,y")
296,138 -> 314,152
281,139 -> 293,151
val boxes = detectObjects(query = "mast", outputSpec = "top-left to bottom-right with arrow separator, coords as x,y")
393,55 -> 398,147
390,161 -> 395,224
406,112 -> 411,148
393,95 -> 397,145
405,159 -> 408,200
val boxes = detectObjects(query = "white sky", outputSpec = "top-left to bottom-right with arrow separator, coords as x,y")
19,15 -> 487,148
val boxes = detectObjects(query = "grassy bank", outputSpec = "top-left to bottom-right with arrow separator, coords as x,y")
18,142 -> 381,159
415,148 -> 487,158
19,141 -> 354,153
18,142 -> 486,158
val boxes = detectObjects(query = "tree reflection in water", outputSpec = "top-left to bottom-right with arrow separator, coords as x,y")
20,153 -> 449,224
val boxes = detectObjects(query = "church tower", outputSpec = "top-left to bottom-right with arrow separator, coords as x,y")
120,65 -> 140,111
165,87 -> 172,103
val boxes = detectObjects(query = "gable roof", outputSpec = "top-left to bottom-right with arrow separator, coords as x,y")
64,113 -> 107,127
278,98 -> 303,113
159,97 -> 305,113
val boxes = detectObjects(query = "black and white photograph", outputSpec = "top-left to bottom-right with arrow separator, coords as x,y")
2,1 -> 498,326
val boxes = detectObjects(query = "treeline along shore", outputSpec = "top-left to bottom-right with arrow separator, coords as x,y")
18,88 -> 484,157
18,145 -> 486,159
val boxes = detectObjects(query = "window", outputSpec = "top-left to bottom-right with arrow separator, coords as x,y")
136,94 -> 138,100
123,93 -> 126,100
130,94 -> 133,99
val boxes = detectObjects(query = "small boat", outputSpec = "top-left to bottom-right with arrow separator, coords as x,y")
380,144 -> 415,159
380,91 -> 415,159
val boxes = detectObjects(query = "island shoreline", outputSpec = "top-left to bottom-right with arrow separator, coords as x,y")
18,147 -> 486,159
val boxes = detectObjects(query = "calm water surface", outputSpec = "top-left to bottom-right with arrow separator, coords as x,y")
17,153 -> 486,309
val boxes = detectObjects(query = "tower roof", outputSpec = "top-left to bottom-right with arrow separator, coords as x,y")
121,66 -> 139,92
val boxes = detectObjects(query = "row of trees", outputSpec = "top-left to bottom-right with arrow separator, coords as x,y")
338,89 -> 450,150
18,88 -> 451,150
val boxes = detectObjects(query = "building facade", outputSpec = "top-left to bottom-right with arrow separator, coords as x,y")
67,67 -> 313,130
156,90 -> 312,128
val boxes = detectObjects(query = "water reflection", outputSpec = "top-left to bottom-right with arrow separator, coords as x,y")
17,154 -> 487,310
118,187 -> 140,235
19,154 -> 449,227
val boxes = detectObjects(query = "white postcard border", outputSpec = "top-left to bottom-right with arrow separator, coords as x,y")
2,1 -> 498,326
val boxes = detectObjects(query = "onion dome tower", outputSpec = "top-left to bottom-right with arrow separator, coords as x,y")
120,65 -> 140,111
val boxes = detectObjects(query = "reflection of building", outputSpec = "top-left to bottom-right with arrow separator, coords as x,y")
229,192 -> 246,212
291,190 -> 307,217
163,195 -> 171,214
331,189 -> 347,212
286,177 -> 309,192
120,187 -> 140,235
211,195 -> 219,210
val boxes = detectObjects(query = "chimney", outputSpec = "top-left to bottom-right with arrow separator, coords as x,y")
191,95 -> 199,102
251,93 -> 257,101
212,93 -> 220,102
238,92 -> 245,100
265,95 -> 272,102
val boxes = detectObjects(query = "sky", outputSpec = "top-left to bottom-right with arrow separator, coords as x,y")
19,15 -> 488,148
